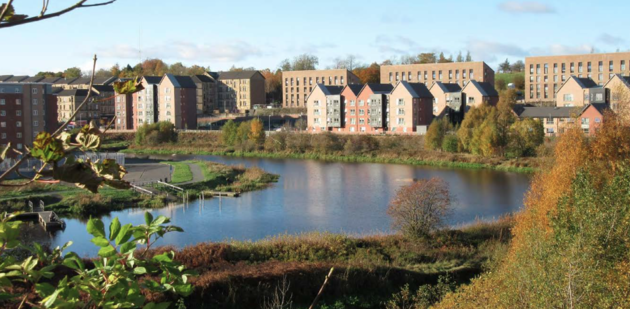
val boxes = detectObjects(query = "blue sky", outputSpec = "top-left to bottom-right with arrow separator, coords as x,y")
2,0 -> 629,75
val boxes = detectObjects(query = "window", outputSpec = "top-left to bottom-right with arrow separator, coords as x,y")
17,144 -> 22,150
578,62 -> 583,73
622,60 -> 626,71
16,132 -> 21,138
32,88 -> 38,94
609,61 -> 614,71
0,111 -> 4,116
599,73 -> 603,81
587,62 -> 592,72
536,64 -> 540,74
570,62 -> 575,73
553,63 -> 558,74
469,70 -> 474,79
33,99 -> 38,105
388,73 -> 392,82
397,118 -> 404,125
16,99 -> 20,105
0,99 -> 4,105
0,122 -> 4,127
0,133 -> 4,139
544,63 -> 549,74
530,64 -> 534,74
16,121 -> 21,127
439,71 -> 443,79
397,108 -> 404,115
16,110 -> 21,116
564,94 -> 573,102
562,63 -> 566,73
33,110 -> 38,116
598,61 -> 603,72
547,128 -> 555,134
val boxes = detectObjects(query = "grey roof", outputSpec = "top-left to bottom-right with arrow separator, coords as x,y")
344,84 -> 364,96
465,80 -> 499,97
53,78 -> 77,85
69,76 -> 116,85
574,77 -> 599,89
0,75 -> 12,82
323,85 -> 344,95
56,89 -> 89,97
218,71 -> 261,80
142,76 -> 162,84
174,75 -> 197,88
585,103 -> 609,115
513,105 -> 579,118
51,87 -> 63,94
366,83 -> 394,94
191,75 -> 215,83
24,76 -> 45,83
6,76 -> 29,82
40,77 -> 63,84
206,71 -> 220,80
405,82 -> 433,98
432,82 -> 462,93
91,85 -> 114,93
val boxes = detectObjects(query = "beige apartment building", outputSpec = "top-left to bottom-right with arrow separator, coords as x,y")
217,71 -> 265,113
604,74 -> 630,112
388,81 -> 434,134
380,62 -> 495,87
525,51 -> 630,103
555,77 -> 606,107
56,86 -> 114,126
282,69 -> 360,108
158,74 -> 197,129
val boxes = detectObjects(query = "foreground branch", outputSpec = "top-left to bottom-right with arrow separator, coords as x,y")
0,0 -> 116,29
309,267 -> 334,309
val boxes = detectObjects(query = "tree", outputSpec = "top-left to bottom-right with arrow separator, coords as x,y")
110,64 -> 122,77
0,1 -> 117,29
236,121 -> 252,144
512,73 -> 525,90
141,58 -> 168,76
499,59 -> 511,73
331,55 -> 359,70
495,79 -> 507,91
249,118 -> 266,144
417,53 -> 436,64
187,65 -> 206,75
381,59 -> 394,66
35,71 -> 63,78
510,60 -> 525,73
387,178 -> 451,239
508,118 -> 544,157
94,68 -> 111,78
63,67 -> 83,79
425,118 -> 453,151
278,59 -> 292,71
168,62 -> 187,75
353,62 -> 381,84
261,69 -> 282,103
292,54 -> 319,71
221,120 -> 238,146
456,51 -> 464,62
437,52 -> 449,63
465,51 -> 472,62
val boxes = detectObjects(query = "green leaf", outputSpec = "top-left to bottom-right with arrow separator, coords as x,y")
144,212 -> 153,226
35,283 -> 56,298
133,267 -> 147,275
120,241 -> 136,255
114,78 -> 144,95
115,224 -> 133,246
109,218 -> 121,241
151,215 -> 169,226
41,288 -> 61,308
90,236 -> 110,248
87,218 -> 106,238
175,284 -> 194,297
30,132 -> 65,163
98,246 -> 117,257
0,142 -> 10,163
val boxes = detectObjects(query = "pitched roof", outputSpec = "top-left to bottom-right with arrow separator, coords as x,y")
574,77 -> 599,89
513,105 -> 579,118
0,75 -> 12,82
582,103 -> 609,115
366,83 -> 394,94
306,84 -> 343,101
603,74 -> 630,89
205,71 -> 220,80
56,89 -> 89,97
395,81 -> 433,98
40,77 -> 63,84
6,76 -> 28,82
218,71 -> 261,80
24,76 -> 45,83
174,75 -> 197,88
191,75 -> 215,83
432,82 -> 461,93
344,84 -> 364,96
463,80 -> 499,97
53,78 -> 77,85
142,76 -> 162,84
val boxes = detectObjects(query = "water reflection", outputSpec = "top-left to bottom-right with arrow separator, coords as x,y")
44,155 -> 531,257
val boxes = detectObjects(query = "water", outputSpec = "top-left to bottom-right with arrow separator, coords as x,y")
45,155 -> 531,257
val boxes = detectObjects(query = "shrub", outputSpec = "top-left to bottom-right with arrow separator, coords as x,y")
343,135 -> 378,155
441,135 -> 458,153
135,121 -> 177,146
312,132 -> 344,154
387,178 -> 451,239
425,118 -> 453,151
221,120 -> 238,146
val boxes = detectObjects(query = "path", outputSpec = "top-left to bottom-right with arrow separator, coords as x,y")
124,163 -> 171,184
180,163 -> 204,185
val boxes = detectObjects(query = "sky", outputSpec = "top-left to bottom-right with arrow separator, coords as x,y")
1,0 -> 629,75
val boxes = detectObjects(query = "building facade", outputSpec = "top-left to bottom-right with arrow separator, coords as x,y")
525,52 -> 630,103
306,84 -> 343,132
217,71 -> 266,113
282,69 -> 360,108
339,84 -> 364,133
388,81 -> 434,134
355,84 -> 393,134
429,82 -> 462,116
604,74 -> 630,112
158,74 -> 197,130
0,83 -> 56,156
555,77 -> 606,107
461,80 -> 500,109
114,93 -> 133,130
191,74 -> 218,116
380,62 -> 495,87
133,76 -> 161,128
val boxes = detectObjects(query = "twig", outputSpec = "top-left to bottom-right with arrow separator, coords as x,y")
0,0 -> 14,22
40,0 -> 50,17
0,0 -> 116,29
308,267 -> 334,309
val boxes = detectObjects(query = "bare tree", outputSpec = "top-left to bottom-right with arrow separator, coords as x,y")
387,178 -> 452,239
262,275 -> 293,309
0,1 -> 117,29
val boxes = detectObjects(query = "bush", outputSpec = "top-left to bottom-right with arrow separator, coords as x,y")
221,120 -> 238,146
135,121 -> 177,146
441,135 -> 458,153
387,178 -> 451,239
425,118 -> 453,151
343,135 -> 378,155
312,132 -> 344,154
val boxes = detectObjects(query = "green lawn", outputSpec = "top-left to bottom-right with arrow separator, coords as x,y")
495,72 -> 524,85
160,161 -> 193,183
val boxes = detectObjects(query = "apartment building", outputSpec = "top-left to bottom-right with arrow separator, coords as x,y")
0,83 -> 56,156
62,77 -> 117,90
513,105 -> 577,136
191,73 -> 218,115
461,80 -> 499,109
604,75 -> 630,112
579,103 -> 608,136
158,74 -> 197,130
133,76 -> 161,128
525,52 -> 630,103
217,71 -> 265,113
282,69 -> 360,108
340,84 -> 364,133
429,82 -> 462,116
388,81 -> 434,134
556,77 -> 605,107
306,84 -> 343,132
380,62 -> 495,87
114,93 -> 133,130
356,84 -> 394,134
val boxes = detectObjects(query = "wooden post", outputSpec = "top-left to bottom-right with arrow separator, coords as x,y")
309,267 -> 335,309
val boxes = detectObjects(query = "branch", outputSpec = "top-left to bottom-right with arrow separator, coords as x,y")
0,0 -> 116,29
0,0 -> 14,24
308,267 -> 334,309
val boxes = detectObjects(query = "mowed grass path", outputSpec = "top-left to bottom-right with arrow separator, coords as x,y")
161,161 -> 193,183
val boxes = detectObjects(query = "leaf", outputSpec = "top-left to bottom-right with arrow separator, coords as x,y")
98,246 -> 117,257
120,241 -> 136,255
133,267 -> 147,275
0,142 -> 9,163
35,282 -> 56,298
115,224 -> 133,246
53,161 -> 104,193
109,218 -> 121,241
31,132 -> 65,163
144,212 -> 153,226
87,218 -> 106,238
90,236 -> 110,248
95,159 -> 127,180
114,78 -> 144,95
151,215 -> 169,226
41,288 -> 61,308
174,284 -> 194,297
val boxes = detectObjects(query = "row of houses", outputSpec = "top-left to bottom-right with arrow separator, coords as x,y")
306,80 -> 499,134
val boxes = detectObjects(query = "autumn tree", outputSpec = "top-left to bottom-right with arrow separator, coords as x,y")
508,118 -> 544,157
249,118 -> 266,144
261,69 -> 282,103
236,121 -> 252,144
141,59 -> 168,76
425,118 -> 453,151
169,62 -> 187,75
495,79 -> 507,91
387,178 -> 451,239
512,73 -> 525,90
221,120 -> 238,146
353,63 -> 380,84
110,64 -> 122,77
186,65 -> 207,75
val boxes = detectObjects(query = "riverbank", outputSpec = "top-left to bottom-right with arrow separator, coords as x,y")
124,148 -> 537,173
140,216 -> 513,308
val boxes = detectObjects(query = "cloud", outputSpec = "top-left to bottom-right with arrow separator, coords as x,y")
374,34 -> 421,54
466,40 -> 529,62
598,33 -> 625,45
99,40 -> 263,63
498,1 -> 556,14
531,44 -> 595,56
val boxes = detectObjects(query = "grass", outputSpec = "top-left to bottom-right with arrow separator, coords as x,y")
178,160 -> 279,195
495,72 -> 524,85
160,161 -> 193,183
141,216 -> 514,308
125,149 -> 536,174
